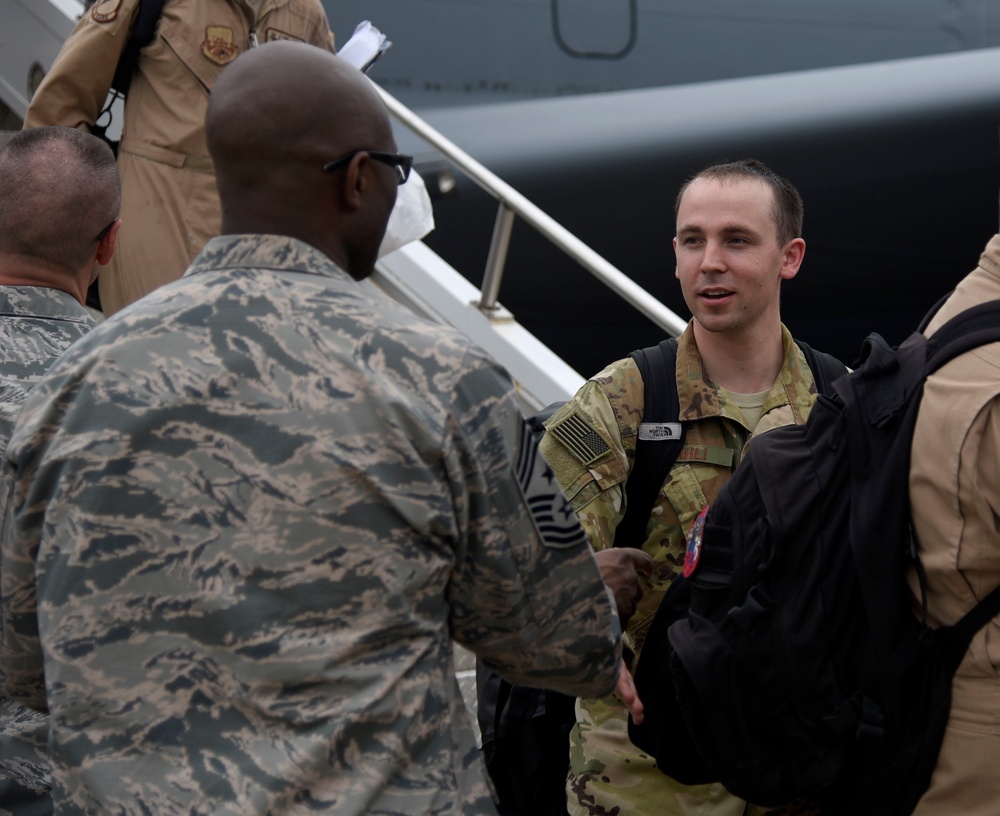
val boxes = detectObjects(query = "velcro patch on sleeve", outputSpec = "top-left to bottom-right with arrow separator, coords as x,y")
677,445 -> 734,468
546,410 -> 611,467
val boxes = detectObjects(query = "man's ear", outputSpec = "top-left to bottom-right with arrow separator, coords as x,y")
779,237 -> 805,281
341,153 -> 369,211
96,219 -> 122,266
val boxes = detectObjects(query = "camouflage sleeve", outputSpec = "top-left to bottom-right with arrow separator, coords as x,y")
538,362 -> 640,552
0,381 -> 26,460
444,354 -> 622,698
0,696 -> 50,807
0,454 -> 46,712
23,0 -> 139,131
0,381 -> 45,711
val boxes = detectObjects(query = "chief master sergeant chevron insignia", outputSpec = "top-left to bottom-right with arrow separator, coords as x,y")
514,419 -> 589,548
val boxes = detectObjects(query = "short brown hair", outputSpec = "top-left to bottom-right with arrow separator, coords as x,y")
674,158 -> 803,246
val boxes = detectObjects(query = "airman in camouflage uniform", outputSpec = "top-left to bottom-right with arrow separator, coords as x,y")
540,160 -> 832,816
1,45 -> 625,815
0,286 -> 96,816
0,127 -> 119,816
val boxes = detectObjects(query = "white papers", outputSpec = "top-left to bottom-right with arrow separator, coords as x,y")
337,21 -> 392,73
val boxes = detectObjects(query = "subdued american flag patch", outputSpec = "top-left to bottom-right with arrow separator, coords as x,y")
546,411 -> 611,466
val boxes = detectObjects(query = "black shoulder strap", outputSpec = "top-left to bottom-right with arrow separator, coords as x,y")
916,290 -> 954,334
613,338 -> 683,549
923,299 -> 1000,374
946,581 -> 1000,669
796,340 -> 848,396
527,401 -> 564,436
111,0 -> 167,95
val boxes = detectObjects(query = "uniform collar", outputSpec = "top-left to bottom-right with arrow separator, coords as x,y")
0,285 -> 95,326
185,234 -> 350,281
676,321 -> 815,426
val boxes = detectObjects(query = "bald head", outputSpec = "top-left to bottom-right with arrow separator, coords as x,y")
207,42 -> 399,278
0,127 -> 120,275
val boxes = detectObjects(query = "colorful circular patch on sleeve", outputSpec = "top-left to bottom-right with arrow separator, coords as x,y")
683,505 -> 709,578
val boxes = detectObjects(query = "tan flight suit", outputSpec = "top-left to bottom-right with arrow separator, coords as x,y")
24,0 -> 333,315
909,235 -> 1000,816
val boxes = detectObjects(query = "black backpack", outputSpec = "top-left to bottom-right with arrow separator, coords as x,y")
629,301 -> 1000,815
478,338 -> 845,815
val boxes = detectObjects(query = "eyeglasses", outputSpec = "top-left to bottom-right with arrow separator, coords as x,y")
95,216 -> 118,242
323,150 -> 412,185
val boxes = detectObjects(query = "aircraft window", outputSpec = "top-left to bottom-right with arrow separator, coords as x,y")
552,0 -> 637,59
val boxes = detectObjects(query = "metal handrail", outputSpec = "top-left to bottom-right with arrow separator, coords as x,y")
373,84 -> 688,337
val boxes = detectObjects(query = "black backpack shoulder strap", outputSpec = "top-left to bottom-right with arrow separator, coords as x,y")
948,581 -> 1000,660
111,0 -> 167,95
923,299 -> 1000,373
613,337 -> 683,548
796,340 -> 848,397
916,290 -> 954,334
527,400 -> 565,435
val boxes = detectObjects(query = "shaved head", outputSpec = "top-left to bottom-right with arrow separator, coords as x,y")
0,127 -> 119,273
207,42 -> 399,278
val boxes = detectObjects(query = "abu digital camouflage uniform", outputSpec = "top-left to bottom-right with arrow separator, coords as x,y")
1,234 -> 622,815
539,324 -> 823,816
0,286 -> 96,816
24,0 -> 334,315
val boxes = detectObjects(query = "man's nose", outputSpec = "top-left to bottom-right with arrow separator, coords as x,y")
700,240 -> 726,272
